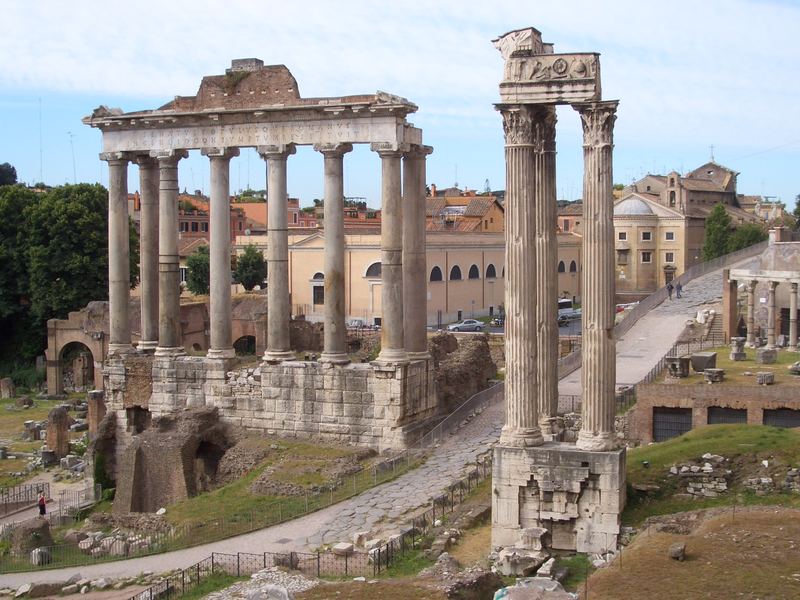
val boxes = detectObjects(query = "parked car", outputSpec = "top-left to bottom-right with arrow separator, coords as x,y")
447,319 -> 484,332
557,309 -> 581,327
490,317 -> 505,327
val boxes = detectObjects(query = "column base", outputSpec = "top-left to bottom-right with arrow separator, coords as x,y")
406,351 -> 431,362
136,340 -> 158,353
539,416 -> 565,442
374,348 -> 408,365
499,425 -> 544,448
318,351 -> 350,365
207,348 -> 236,360
154,346 -> 187,358
107,343 -> 135,357
263,350 -> 295,362
575,429 -> 616,452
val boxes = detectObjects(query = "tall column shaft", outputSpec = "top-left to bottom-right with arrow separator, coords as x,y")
746,281 -> 757,347
575,101 -> 619,452
533,107 -> 559,432
258,145 -> 296,361
767,280 -> 777,348
136,156 -> 160,352
101,153 -> 132,355
204,147 -> 239,359
373,146 -> 407,365
154,150 -> 187,355
315,143 -> 352,364
403,145 -> 433,357
497,106 -> 543,448
790,283 -> 798,351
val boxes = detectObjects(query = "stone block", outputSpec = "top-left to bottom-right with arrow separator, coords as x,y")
756,372 -> 775,385
756,348 -> 778,364
0,377 -> 15,399
665,356 -> 690,378
690,352 -> 717,372
703,368 -> 725,384
332,542 -> 354,556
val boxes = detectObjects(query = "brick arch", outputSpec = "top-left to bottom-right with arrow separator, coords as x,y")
47,329 -> 106,396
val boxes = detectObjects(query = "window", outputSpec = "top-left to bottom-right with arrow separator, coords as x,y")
665,252 -> 674,263
557,261 -> 566,273
293,213 -> 298,224
365,262 -> 381,278
484,220 -> 488,230
617,251 -> 628,265
191,221 -> 199,232
468,265 -> 480,279
665,231 -> 675,241
563,220 -> 570,232
179,267 -> 188,283
486,264 -> 497,279
641,231 -> 651,241
312,272 -> 324,280
641,251 -> 652,263
201,222 -> 209,233
669,190 -> 676,206
238,221 -> 243,231
180,222 -> 189,232
669,177 -> 676,187
313,285 -> 324,305
569,260 -> 577,273
450,266 -> 462,281
430,266 -> 443,282
618,231 -> 627,241
490,217 -> 494,223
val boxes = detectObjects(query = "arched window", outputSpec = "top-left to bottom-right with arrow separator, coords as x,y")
430,266 -> 443,282
486,264 -> 497,279
669,190 -> 676,206
569,260 -> 577,273
365,262 -> 381,278
468,265 -> 480,280
312,272 -> 324,280
449,265 -> 462,281
557,261 -> 566,273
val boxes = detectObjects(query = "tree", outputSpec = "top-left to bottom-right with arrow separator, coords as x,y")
727,223 -> 768,253
701,203 -> 732,261
186,245 -> 210,295
0,163 -> 17,186
234,244 -> 266,291
0,185 -> 37,319
794,194 -> 800,231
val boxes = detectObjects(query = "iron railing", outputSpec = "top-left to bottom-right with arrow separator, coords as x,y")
0,482 -> 50,517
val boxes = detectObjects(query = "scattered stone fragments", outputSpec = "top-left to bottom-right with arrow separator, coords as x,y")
493,577 -> 573,599
667,455 -> 730,498
494,528 -> 549,576
204,566 -> 317,599
789,361 -> 800,376
756,348 -> 777,364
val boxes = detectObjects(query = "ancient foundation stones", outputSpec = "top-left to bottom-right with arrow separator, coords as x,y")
756,348 -> 778,364
690,352 -> 717,373
46,406 -> 71,458
703,368 -> 725,384
666,356 -> 690,378
0,377 -> 15,399
756,372 -> 775,385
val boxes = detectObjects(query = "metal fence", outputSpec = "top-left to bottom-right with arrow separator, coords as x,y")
639,334 -> 728,386
0,482 -> 50,517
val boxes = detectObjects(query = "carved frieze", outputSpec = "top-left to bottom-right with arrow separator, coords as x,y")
498,53 -> 601,106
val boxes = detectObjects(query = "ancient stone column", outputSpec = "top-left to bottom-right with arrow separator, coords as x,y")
533,106 -> 559,435
746,280 -> 757,347
100,153 -> 132,355
403,145 -> 433,359
767,280 -> 778,348
315,143 -> 353,364
204,147 -> 240,359
790,283 -> 798,352
372,145 -> 407,365
258,145 -> 296,361
574,101 -> 619,452
135,156 -> 160,352
153,150 -> 188,356
497,106 -> 542,448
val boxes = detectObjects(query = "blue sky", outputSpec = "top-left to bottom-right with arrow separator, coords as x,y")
1,0 -> 798,208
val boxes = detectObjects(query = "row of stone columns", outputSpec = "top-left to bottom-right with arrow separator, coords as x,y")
103,143 -> 431,365
745,279 -> 798,351
498,101 -> 618,451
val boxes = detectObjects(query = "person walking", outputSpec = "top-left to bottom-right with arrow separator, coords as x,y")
676,282 -> 683,299
667,282 -> 674,300
37,492 -> 46,516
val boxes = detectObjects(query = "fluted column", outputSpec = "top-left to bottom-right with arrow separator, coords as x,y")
497,105 -> 543,448
135,156 -> 160,352
258,144 -> 296,361
746,280 -> 757,347
100,153 -> 132,356
153,150 -> 188,356
574,101 -> 619,452
767,280 -> 777,348
203,147 -> 239,359
790,282 -> 798,351
315,143 -> 353,364
372,145 -> 407,365
533,106 -> 559,434
403,145 -> 433,358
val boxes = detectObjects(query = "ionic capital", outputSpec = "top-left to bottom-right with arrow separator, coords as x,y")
257,144 -> 296,160
202,147 -> 240,161
133,154 -> 159,168
404,144 -> 434,159
574,100 -> 619,149
370,142 -> 406,158
150,149 -> 189,166
99,151 -> 133,166
313,143 -> 353,158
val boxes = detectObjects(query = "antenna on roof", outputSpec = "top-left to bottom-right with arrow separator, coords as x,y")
484,179 -> 491,194
710,144 -> 715,162
454,164 -> 458,188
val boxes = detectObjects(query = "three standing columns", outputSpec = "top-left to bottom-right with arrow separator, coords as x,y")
259,145 -> 296,362
135,156 -> 160,352
575,101 -> 619,453
315,143 -> 353,364
204,147 -> 240,359
497,106 -> 544,448
154,150 -> 188,356
101,153 -> 132,355
746,280 -> 757,347
373,146 -> 407,365
403,145 -> 433,359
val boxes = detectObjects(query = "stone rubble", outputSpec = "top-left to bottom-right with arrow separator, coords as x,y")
204,567 -> 318,599
667,454 -> 730,498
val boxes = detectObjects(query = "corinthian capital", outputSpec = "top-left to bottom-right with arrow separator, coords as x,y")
574,100 -> 618,149
498,105 -> 536,146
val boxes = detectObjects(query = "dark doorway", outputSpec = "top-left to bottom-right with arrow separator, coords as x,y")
763,408 -> 800,428
707,407 -> 747,425
652,407 -> 692,442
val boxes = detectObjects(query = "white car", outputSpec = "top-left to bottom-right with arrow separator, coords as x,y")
447,319 -> 484,332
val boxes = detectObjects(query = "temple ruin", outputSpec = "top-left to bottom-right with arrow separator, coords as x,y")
490,27 -> 626,560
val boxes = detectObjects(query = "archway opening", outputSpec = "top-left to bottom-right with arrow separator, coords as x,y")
233,335 -> 257,356
58,341 -> 94,393
195,440 -> 225,493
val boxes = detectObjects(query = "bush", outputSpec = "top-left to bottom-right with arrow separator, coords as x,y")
0,361 -> 45,391
101,487 -> 116,502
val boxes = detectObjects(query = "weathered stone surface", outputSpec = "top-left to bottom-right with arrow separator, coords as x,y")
756,348 -> 778,364
690,352 -> 717,372
729,337 -> 746,361
14,584 -> 31,598
0,377 -> 15,399
665,356 -> 690,378
789,361 -> 800,376
29,547 -> 51,566
668,542 -> 686,561
495,546 -> 549,576
10,517 -> 53,556
46,406 -> 71,458
331,542 -> 353,556
27,582 -> 62,598
756,372 -> 775,385
703,368 -> 725,384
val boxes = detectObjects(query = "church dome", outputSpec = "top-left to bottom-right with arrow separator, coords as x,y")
614,197 -> 654,216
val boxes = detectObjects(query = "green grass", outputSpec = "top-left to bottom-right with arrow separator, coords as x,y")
662,346 -> 800,386
378,548 -> 434,578
181,573 -> 245,600
558,553 -> 594,592
623,424 -> 800,525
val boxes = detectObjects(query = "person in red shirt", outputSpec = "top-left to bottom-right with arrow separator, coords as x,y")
38,492 -> 46,516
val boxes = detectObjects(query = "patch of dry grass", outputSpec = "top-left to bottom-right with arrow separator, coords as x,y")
297,579 -> 446,600
448,522 -> 491,566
